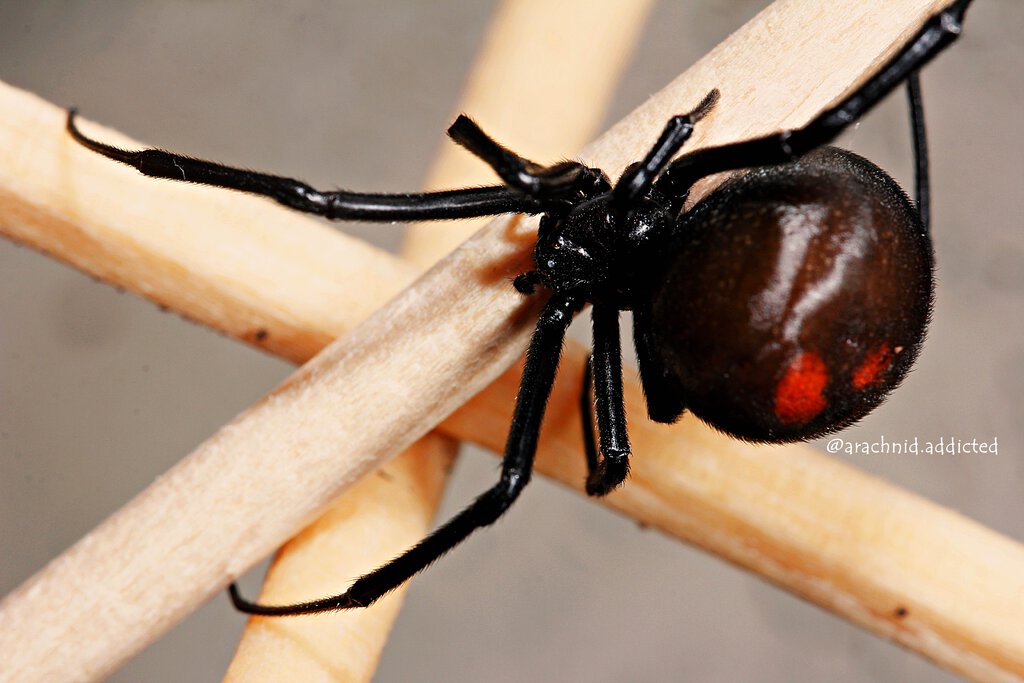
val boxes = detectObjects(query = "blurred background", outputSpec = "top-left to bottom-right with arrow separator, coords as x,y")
1,1 -> 1021,681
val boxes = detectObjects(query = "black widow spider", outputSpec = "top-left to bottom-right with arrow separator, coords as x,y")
67,0 -> 971,615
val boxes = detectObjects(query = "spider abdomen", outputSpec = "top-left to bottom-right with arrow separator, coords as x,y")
648,147 -> 934,442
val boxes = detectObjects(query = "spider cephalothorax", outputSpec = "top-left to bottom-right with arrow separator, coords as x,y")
67,0 -> 971,616
519,168 -> 676,309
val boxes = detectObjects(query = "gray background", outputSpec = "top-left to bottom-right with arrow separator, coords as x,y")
1,1 -> 1022,681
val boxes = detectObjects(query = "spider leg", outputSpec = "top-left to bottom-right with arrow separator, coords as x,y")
654,0 -> 970,207
611,88 -> 719,208
632,302 -> 687,424
906,72 -> 930,232
229,293 -> 581,615
447,115 -> 608,202
66,111 -> 542,221
583,304 -> 631,496
579,354 -> 600,476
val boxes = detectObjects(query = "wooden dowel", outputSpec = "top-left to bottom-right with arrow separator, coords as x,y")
402,0 -> 656,267
222,2 -> 655,681
1,2 -> 1020,683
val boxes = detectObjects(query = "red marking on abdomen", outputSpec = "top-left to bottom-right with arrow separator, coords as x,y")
852,342 -> 893,390
775,351 -> 828,425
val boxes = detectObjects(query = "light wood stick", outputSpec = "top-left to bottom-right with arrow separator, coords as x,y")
1,3 -> 1020,683
402,0 -> 656,268
222,2 -> 655,681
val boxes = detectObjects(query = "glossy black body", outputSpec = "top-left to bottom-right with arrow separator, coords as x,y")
67,0 -> 971,616
648,147 -> 933,441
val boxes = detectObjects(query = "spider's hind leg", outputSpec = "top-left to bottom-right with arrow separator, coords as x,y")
653,0 -> 970,203
906,72 -> 931,232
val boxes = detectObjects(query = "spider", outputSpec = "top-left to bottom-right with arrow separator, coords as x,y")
66,0 -> 971,615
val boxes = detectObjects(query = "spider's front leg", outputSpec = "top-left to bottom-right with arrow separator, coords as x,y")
229,293 -> 581,615
447,115 -> 606,202
65,110 -> 541,221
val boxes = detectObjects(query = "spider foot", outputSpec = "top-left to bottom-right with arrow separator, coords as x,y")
585,454 -> 630,497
